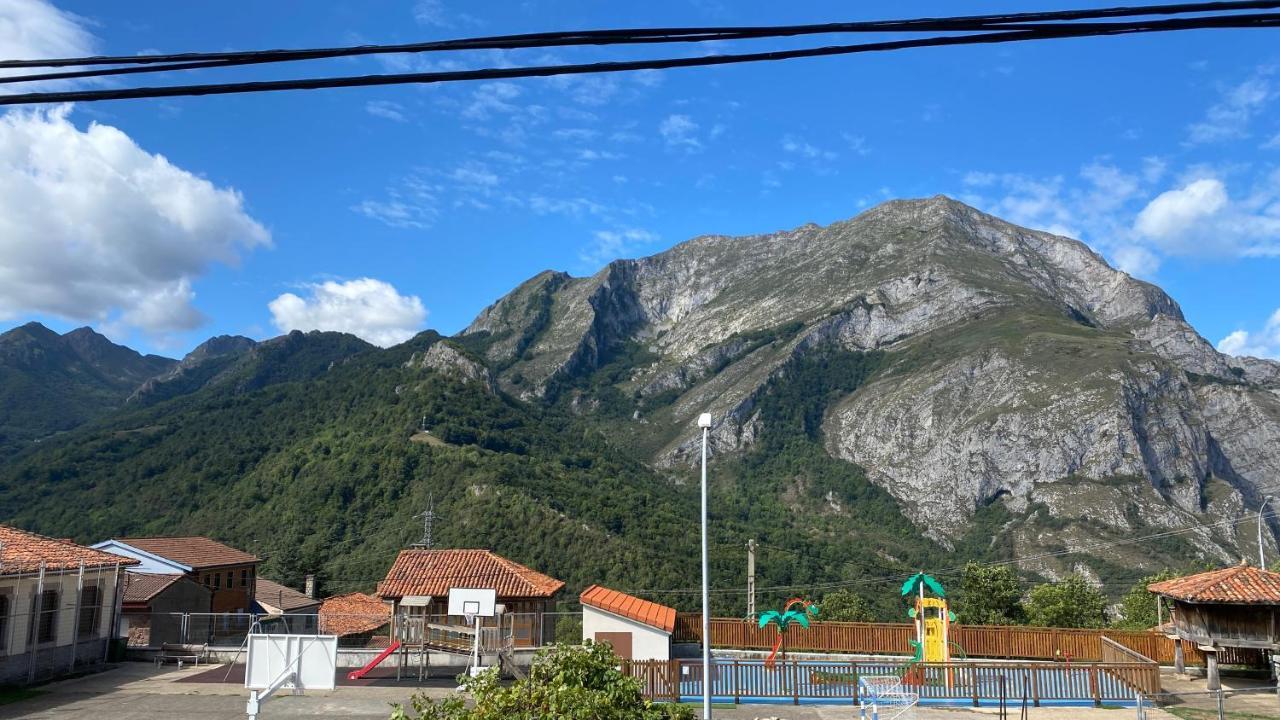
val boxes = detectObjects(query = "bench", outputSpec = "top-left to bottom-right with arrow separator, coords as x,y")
156,642 -> 206,668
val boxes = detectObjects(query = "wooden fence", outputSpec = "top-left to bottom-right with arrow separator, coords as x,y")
623,658 -> 1158,706
674,614 -> 1267,668
1099,637 -> 1161,695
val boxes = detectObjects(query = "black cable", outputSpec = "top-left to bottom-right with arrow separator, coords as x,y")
2,14 -> 1277,106
7,14 -> 1277,88
2,0 -> 1276,70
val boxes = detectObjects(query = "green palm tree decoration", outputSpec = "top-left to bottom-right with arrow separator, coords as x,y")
759,598 -> 819,669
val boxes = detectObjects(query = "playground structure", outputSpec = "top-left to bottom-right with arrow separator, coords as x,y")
758,597 -> 819,669
900,572 -> 962,688
346,588 -> 525,682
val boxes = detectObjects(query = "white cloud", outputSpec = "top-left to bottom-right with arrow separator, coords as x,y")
1134,178 -> 1227,240
1187,71 -> 1275,144
1111,245 -> 1161,278
268,278 -> 426,347
1216,309 -> 1280,359
0,0 -> 96,92
1132,176 -> 1280,257
450,161 -> 499,188
462,82 -> 525,120
0,106 -> 269,333
842,133 -> 870,156
781,134 -> 835,160
412,0 -> 480,28
659,114 -> 702,150
579,228 -> 659,268
365,100 -> 407,122
961,161 -> 1280,275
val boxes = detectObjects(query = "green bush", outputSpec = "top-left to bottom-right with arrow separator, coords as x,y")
1025,574 -> 1108,628
818,590 -> 874,622
390,642 -> 694,720
956,562 -> 1024,625
1113,571 -> 1180,630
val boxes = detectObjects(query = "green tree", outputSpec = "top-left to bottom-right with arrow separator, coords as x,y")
819,590 -> 874,622
1113,571 -> 1179,630
956,562 -> 1024,625
390,642 -> 693,720
1025,574 -> 1108,628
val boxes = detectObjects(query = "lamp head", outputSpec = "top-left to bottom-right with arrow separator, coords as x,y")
697,413 -> 713,429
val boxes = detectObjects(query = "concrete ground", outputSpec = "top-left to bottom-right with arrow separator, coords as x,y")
0,662 -> 1192,720
1156,671 -> 1280,719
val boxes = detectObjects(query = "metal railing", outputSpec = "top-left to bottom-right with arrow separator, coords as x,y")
132,611 -> 554,650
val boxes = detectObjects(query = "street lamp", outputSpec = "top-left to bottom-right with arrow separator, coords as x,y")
1260,496 -> 1275,571
698,412 -> 713,720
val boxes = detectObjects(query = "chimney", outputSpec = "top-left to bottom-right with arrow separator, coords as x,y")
304,574 -> 316,599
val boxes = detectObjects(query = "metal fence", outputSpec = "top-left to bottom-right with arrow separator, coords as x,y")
131,611 -> 560,650
0,561 -> 122,685
674,614 -> 1270,668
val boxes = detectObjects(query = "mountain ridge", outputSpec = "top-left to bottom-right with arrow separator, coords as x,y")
2,195 -> 1278,600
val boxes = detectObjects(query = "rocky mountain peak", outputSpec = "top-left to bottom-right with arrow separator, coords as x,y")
457,196 -> 1280,565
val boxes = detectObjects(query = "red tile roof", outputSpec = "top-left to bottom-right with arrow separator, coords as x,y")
116,536 -> 259,569
1148,563 -> 1280,604
255,578 -> 321,613
1,524 -> 139,574
319,592 -> 391,637
122,572 -> 183,604
376,549 -> 564,600
580,584 -> 676,633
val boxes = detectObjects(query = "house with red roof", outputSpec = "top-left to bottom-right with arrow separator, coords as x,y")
580,584 -> 676,661
93,536 -> 261,613
376,548 -> 563,647
0,524 -> 139,685
319,592 -> 392,647
1149,560 -> 1280,690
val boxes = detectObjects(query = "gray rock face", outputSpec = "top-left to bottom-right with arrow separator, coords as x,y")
462,195 -> 1280,561
406,342 -> 497,393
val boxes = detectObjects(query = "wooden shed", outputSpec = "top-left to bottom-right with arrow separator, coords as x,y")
1148,561 -> 1280,691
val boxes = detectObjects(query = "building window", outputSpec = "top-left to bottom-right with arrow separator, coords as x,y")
28,590 -> 58,645
241,569 -> 249,588
78,586 -> 100,638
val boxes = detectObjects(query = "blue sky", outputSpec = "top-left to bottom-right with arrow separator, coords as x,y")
1,0 -> 1278,358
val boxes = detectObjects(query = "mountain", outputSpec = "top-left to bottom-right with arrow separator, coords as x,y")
2,196 -> 1278,611
0,323 -> 175,454
461,196 -> 1280,576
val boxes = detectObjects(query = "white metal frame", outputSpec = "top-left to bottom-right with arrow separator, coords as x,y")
244,634 -> 337,720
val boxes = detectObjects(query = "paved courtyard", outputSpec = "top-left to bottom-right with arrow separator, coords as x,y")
0,662 -> 1228,720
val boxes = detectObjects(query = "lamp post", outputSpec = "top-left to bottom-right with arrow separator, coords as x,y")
698,412 -> 713,720
1260,496 -> 1274,571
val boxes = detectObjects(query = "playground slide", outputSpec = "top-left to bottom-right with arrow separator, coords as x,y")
348,641 -> 402,680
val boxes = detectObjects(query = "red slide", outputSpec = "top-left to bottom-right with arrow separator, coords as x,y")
348,641 -> 402,680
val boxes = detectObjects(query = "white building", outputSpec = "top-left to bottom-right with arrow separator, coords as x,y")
580,584 -> 675,662
0,525 -> 138,685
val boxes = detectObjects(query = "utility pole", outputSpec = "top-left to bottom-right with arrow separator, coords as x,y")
746,539 -> 756,620
412,494 -> 441,549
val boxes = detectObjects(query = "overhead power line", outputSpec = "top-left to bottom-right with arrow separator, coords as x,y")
2,0 -> 1276,71
1,4 -> 1278,105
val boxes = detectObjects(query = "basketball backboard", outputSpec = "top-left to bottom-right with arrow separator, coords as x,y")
245,634 -> 338,691
447,587 -> 497,618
